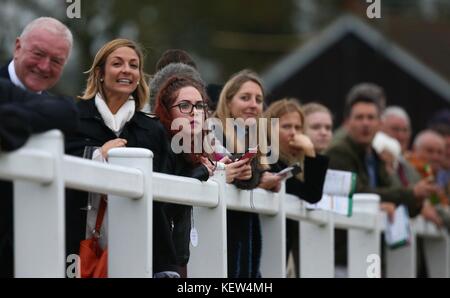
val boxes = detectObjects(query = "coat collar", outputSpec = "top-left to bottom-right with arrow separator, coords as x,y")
344,134 -> 378,161
1,62 -> 49,95
78,98 -> 155,131
0,63 -> 10,80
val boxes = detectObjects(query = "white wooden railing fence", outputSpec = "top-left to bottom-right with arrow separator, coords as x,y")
0,130 -> 449,278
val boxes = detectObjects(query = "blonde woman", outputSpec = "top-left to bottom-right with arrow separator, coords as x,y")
302,102 -> 333,154
213,69 -> 277,277
264,98 -> 329,277
65,39 -> 179,277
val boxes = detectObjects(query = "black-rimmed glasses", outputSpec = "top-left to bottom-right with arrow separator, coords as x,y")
171,101 -> 207,114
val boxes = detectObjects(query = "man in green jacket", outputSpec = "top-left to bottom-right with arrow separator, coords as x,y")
326,84 -> 437,276
327,91 -> 436,215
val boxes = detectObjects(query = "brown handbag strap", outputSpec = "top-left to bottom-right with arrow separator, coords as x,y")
94,195 -> 107,235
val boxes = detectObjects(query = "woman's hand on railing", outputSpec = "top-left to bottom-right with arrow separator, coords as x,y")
258,172 -> 282,192
101,138 -> 127,159
223,158 -> 251,183
200,156 -> 216,177
235,163 -> 252,181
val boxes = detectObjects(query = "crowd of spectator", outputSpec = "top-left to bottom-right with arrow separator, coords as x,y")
1,16 -> 449,278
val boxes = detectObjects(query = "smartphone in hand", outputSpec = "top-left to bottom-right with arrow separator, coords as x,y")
237,146 -> 258,162
276,163 -> 302,180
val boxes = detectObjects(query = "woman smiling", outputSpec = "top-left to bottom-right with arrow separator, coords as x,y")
65,39 -> 178,277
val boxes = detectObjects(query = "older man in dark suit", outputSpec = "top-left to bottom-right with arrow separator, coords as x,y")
0,17 -> 72,93
0,78 -> 78,277
0,16 -> 75,277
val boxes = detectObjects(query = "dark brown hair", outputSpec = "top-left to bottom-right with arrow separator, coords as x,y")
155,49 -> 197,71
344,82 -> 385,119
154,75 -> 209,164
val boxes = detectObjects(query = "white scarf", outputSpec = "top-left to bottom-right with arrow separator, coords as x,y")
94,93 -> 135,136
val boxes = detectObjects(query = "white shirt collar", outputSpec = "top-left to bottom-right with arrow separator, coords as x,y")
8,60 -> 42,94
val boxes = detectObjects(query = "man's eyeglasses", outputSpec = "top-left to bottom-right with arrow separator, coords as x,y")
171,101 -> 207,114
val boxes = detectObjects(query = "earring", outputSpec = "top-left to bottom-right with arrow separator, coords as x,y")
100,78 -> 104,82
137,81 -> 140,85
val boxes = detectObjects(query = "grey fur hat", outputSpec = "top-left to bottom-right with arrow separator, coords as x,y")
148,63 -> 205,112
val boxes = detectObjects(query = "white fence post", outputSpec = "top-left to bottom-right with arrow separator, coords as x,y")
300,210 -> 334,277
348,194 -> 381,278
385,215 -> 416,278
6,133 -> 449,278
260,184 -> 286,278
188,166 -> 227,277
14,130 -> 65,277
423,237 -> 450,278
107,148 -> 152,278
420,218 -> 450,278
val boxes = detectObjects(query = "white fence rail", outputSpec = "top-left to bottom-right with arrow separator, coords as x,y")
0,130 -> 449,278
